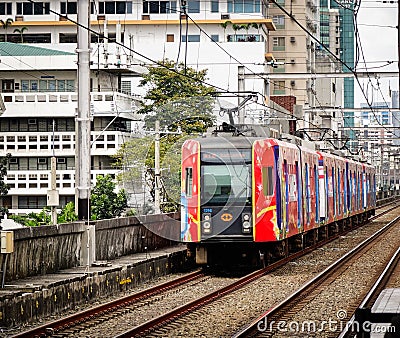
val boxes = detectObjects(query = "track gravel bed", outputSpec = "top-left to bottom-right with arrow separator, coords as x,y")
58,275 -> 239,337
152,211 -> 400,337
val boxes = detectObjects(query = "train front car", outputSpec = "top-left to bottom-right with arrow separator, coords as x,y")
181,136 -> 257,267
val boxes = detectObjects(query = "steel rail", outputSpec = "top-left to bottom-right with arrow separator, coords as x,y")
232,212 -> 400,338
12,270 -> 204,338
337,246 -> 400,338
115,204 -> 397,338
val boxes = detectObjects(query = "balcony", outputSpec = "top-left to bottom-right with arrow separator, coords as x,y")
1,91 -> 141,118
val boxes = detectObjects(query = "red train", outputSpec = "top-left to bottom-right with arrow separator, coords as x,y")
181,135 -> 376,267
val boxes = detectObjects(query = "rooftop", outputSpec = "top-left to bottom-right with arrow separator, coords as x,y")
0,42 -> 74,57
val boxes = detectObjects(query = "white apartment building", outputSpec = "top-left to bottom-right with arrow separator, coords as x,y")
1,1 -> 275,109
268,0 -> 319,109
0,42 -> 142,214
0,1 -> 279,214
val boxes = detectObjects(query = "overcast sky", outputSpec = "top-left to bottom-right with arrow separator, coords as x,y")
354,1 -> 398,107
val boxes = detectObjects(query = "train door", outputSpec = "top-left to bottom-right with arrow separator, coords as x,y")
362,168 -> 367,210
318,155 -> 326,224
181,140 -> 200,242
283,159 -> 289,232
337,167 -> 341,218
314,164 -> 319,224
305,162 -> 311,227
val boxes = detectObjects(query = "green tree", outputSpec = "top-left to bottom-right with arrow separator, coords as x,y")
0,18 -> 13,42
138,59 -> 217,131
57,201 -> 78,223
91,174 -> 128,220
117,60 -> 217,212
13,26 -> 28,43
0,153 -> 11,218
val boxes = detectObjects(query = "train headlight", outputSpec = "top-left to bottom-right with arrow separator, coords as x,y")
242,214 -> 251,233
202,213 -> 212,234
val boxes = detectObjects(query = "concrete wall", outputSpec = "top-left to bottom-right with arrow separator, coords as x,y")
1,213 -> 181,282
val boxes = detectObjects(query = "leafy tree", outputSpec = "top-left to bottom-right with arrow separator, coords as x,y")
91,174 -> 128,220
57,201 -> 78,223
0,153 -> 11,218
138,59 -> 217,131
117,60 -> 217,212
0,18 -> 13,42
9,203 -> 78,226
13,26 -> 28,43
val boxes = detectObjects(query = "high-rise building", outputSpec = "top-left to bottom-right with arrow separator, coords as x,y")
320,0 -> 355,143
269,0 -> 319,110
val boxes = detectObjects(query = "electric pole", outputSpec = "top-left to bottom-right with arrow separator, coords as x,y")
76,0 -> 91,220
76,0 -> 95,267
154,120 -> 161,214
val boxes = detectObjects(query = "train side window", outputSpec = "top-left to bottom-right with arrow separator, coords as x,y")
262,166 -> 274,196
185,167 -> 193,197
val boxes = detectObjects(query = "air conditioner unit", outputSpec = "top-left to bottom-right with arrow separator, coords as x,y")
97,15 -> 106,21
221,14 -> 230,20
290,80 -> 296,87
57,158 -> 66,164
290,36 -> 296,43
15,15 -> 23,21
38,158 -> 47,164
141,14 -> 150,20
28,119 -> 37,125
9,158 -> 18,164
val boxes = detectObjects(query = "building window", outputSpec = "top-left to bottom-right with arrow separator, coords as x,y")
143,1 -> 176,14
121,80 -> 131,95
17,2 -> 50,15
273,15 -> 285,29
59,33 -> 77,43
211,34 -> 219,42
6,33 -> 51,44
21,79 -> 74,92
187,1 -> 200,13
166,34 -> 175,42
60,1 -> 77,14
227,34 -> 263,42
18,196 -> 47,209
227,0 -> 260,13
0,3 -> 12,15
274,0 -> 285,6
98,1 -> 133,14
273,36 -> 285,51
273,81 -> 285,95
211,0 -> 219,12
273,59 -> 285,73
182,35 -> 200,42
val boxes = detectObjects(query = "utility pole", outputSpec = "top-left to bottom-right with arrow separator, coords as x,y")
238,65 -> 245,125
149,120 -> 181,214
154,120 -> 161,214
76,0 -> 91,220
76,0 -> 95,267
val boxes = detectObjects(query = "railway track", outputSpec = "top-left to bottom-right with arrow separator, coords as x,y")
11,200 -> 400,337
233,208 -> 400,337
11,270 -> 205,337
115,203 -> 400,337
338,247 -> 400,338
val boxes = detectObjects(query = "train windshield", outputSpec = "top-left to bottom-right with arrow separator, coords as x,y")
201,164 -> 251,206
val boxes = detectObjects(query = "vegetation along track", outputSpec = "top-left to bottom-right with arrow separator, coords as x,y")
11,199 -> 400,337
